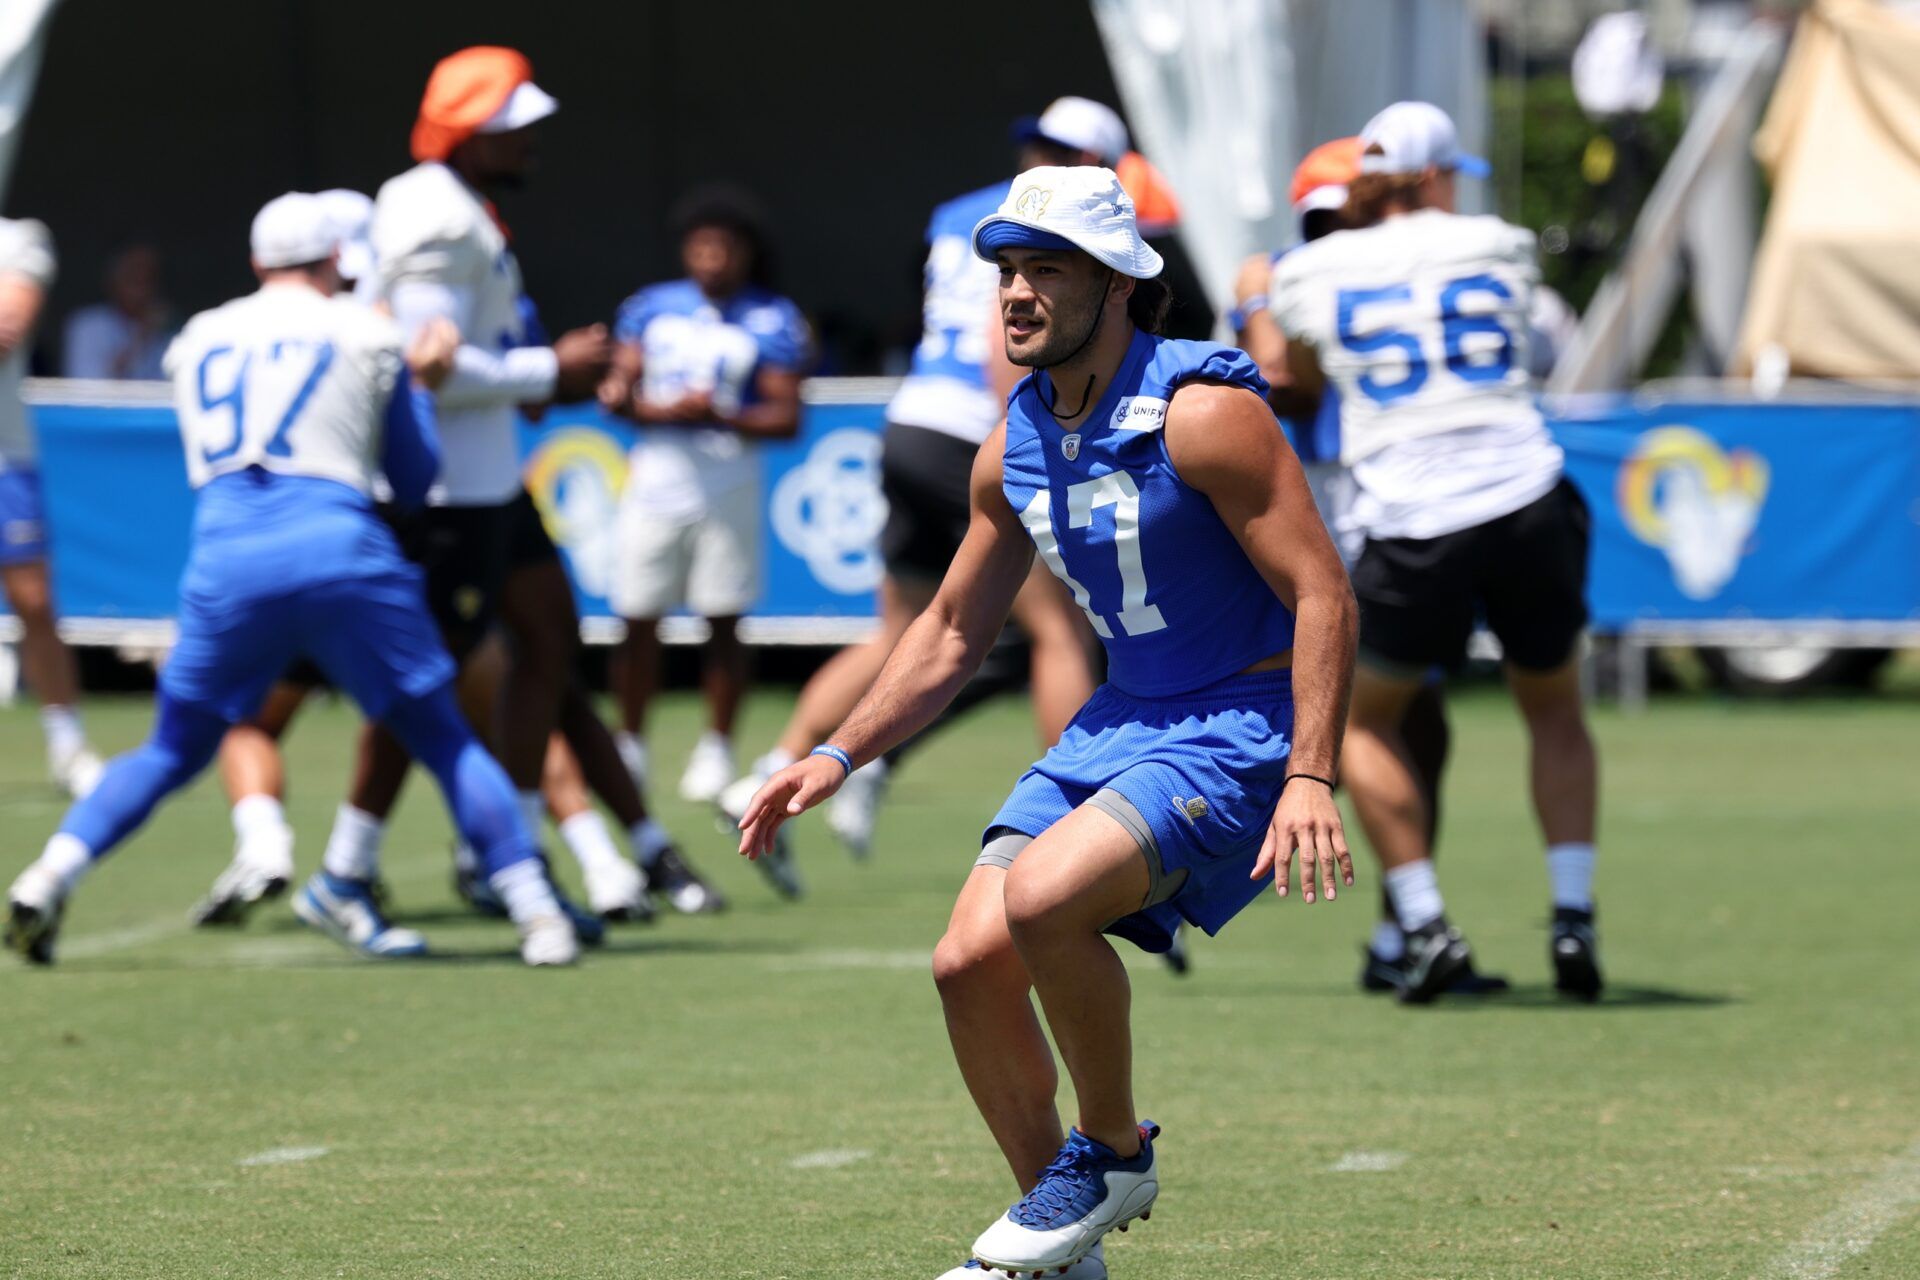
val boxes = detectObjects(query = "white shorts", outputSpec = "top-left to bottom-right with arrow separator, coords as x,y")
610,482 -> 761,619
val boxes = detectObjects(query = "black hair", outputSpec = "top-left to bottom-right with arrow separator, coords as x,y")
669,184 -> 775,287
1127,276 -> 1172,335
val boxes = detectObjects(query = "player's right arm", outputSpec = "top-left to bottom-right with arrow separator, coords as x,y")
736,422 -> 1035,859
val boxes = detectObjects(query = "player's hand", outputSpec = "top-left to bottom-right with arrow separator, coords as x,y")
552,324 -> 613,402
735,758 -> 847,860
1233,253 -> 1273,317
1252,777 -> 1351,904
406,318 -> 461,390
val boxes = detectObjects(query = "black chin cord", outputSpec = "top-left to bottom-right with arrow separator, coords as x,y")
1034,271 -> 1113,423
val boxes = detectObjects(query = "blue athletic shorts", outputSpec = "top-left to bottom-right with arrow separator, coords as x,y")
0,467 -> 48,565
161,570 -> 456,723
985,668 -> 1294,953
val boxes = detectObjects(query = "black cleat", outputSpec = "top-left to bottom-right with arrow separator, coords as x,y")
1162,925 -> 1192,976
646,844 -> 727,915
1397,919 -> 1473,1005
6,896 -> 64,966
1360,944 -> 1404,992
1551,906 -> 1604,1002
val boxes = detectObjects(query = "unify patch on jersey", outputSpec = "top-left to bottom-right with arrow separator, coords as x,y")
1112,396 -> 1168,433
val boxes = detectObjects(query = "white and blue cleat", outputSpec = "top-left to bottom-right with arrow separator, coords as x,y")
936,1242 -> 1105,1279
293,872 -> 428,958
970,1123 -> 1159,1277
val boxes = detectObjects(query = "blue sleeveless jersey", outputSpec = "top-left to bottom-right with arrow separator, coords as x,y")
1002,331 -> 1297,697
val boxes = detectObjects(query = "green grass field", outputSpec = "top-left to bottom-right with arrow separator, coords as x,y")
1,684 -> 1916,1279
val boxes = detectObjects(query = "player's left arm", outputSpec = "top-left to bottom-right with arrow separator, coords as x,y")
1165,381 -> 1357,904
719,365 -> 803,439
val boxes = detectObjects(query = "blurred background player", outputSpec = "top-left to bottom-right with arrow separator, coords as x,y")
602,188 -> 809,805
7,193 -> 578,969
60,243 -> 173,381
1271,102 -> 1603,1004
713,103 -> 1113,895
304,47 -> 629,948
0,215 -> 104,798
1236,138 -> 1506,1000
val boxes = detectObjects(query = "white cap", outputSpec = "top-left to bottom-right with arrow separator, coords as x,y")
1294,184 -> 1349,218
250,192 -> 337,269
478,80 -> 558,134
971,165 -> 1164,280
1015,96 -> 1129,165
315,188 -> 375,283
1358,101 -> 1490,178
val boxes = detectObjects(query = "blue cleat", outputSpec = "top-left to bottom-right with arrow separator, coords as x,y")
293,872 -> 428,958
935,1242 -> 1105,1279
971,1124 -> 1158,1275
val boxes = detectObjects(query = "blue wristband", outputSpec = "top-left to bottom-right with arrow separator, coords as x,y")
809,744 -> 853,777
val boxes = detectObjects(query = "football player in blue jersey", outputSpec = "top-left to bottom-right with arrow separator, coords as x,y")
5,193 -> 580,968
737,168 -> 1357,1280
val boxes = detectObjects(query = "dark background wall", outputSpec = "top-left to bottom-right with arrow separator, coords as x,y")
7,0 -> 1125,373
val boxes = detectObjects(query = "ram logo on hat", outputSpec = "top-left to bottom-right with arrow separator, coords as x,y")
1013,186 -> 1053,219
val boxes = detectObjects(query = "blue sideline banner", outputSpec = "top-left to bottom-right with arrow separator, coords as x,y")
17,388 -> 1920,637
21,391 -> 894,634
1553,399 -> 1920,630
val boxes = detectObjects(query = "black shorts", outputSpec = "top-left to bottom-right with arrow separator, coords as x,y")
879,422 -> 979,580
1352,478 -> 1590,673
506,487 -> 564,570
381,501 -> 514,663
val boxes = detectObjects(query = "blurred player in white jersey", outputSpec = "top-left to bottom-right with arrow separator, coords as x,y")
1236,139 -> 1510,1000
305,47 -> 683,942
0,217 -> 104,798
1271,102 -> 1603,1003
8,193 -> 578,967
715,101 -> 1111,894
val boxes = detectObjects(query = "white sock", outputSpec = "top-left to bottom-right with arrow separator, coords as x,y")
615,731 -> 647,780
231,794 -> 287,842
489,857 -> 561,925
516,790 -> 546,840
559,810 -> 627,875
321,805 -> 385,882
758,747 -> 796,776
35,832 -> 95,895
1546,843 -> 1596,911
629,817 -> 672,869
1383,859 -> 1446,932
1370,919 -> 1406,961
40,704 -> 85,763
693,730 -> 732,757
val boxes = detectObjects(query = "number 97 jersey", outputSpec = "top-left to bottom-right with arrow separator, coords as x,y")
163,285 -> 405,495
1270,209 -> 1543,466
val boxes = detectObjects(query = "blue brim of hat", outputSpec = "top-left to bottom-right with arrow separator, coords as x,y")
1453,153 -> 1492,179
973,218 -> 1080,258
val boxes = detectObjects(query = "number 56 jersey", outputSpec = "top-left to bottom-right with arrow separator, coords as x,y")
1001,331 -> 1295,698
1270,208 -> 1542,466
163,284 -> 405,495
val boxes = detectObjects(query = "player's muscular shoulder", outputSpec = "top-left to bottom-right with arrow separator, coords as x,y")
969,420 -> 1017,521
1165,381 -> 1284,494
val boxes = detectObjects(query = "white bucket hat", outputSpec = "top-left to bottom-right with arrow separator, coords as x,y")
970,166 -> 1163,279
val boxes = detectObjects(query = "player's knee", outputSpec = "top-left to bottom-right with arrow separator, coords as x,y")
932,924 -> 1020,996
5,571 -> 53,625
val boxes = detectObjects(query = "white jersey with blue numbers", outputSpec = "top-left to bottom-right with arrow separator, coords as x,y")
1271,209 -> 1562,540
372,161 -> 534,506
886,183 -> 1005,445
614,279 -> 809,522
1002,331 -> 1296,698
0,218 -> 55,466
163,284 -> 404,494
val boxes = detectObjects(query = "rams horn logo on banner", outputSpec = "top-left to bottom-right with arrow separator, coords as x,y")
1061,433 -> 1081,461
1013,186 -> 1053,219
1616,425 -> 1769,601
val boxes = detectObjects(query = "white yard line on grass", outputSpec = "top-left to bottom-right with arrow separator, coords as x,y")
57,919 -> 181,960
237,1146 -> 330,1168
789,1148 -> 871,1170
1329,1150 -> 1410,1173
769,949 -> 932,972
1761,1139 -> 1920,1279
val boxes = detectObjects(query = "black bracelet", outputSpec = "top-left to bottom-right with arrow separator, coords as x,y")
1284,773 -> 1336,792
